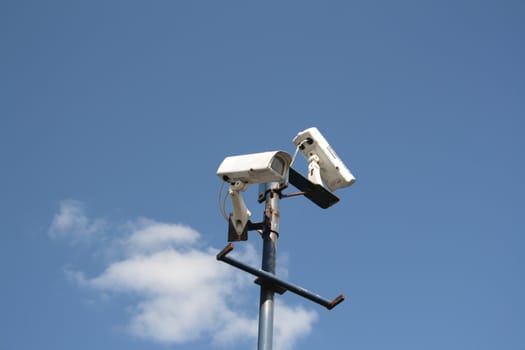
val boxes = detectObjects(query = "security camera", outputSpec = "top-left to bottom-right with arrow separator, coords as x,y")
293,127 -> 356,192
217,150 -> 292,185
217,151 -> 292,240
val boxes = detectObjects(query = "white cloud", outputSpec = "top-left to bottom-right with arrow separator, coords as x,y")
52,200 -> 318,349
125,218 -> 199,254
48,200 -> 105,242
274,302 -> 319,350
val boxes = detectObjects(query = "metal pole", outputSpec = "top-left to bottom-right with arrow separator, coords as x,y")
257,182 -> 280,350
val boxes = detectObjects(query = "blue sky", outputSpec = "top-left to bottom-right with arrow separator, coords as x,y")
1,1 -> 524,349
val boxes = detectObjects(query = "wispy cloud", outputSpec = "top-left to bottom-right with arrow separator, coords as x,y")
48,200 -> 105,242
49,200 -> 318,349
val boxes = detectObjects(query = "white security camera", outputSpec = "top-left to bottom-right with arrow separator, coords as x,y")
293,127 -> 356,192
217,150 -> 292,185
217,151 -> 292,240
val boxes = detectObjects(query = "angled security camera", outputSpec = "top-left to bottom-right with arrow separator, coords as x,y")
293,127 -> 356,192
217,150 -> 292,185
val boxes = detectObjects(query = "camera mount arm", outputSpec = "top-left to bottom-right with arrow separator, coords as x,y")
228,181 -> 251,239
307,154 -> 323,186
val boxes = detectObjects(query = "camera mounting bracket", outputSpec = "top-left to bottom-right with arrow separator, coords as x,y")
286,167 -> 340,209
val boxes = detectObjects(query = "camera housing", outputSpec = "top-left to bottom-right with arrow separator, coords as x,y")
217,150 -> 292,185
293,127 -> 356,192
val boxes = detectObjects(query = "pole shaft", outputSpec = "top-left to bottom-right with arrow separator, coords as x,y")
257,183 -> 280,350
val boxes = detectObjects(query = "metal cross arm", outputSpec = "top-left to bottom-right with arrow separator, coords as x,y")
216,243 -> 345,310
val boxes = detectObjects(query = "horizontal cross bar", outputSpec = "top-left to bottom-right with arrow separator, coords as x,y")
216,243 -> 345,310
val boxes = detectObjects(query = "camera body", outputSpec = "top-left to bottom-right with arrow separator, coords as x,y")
217,150 -> 292,185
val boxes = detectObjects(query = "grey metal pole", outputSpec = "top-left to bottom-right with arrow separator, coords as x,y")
257,182 -> 280,350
